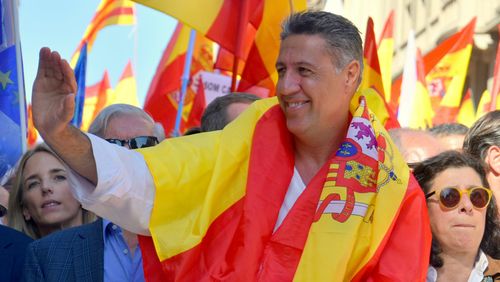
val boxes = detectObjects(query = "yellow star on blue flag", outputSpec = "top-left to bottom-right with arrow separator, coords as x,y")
0,69 -> 13,90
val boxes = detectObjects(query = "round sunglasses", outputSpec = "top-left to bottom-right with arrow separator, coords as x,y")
105,136 -> 159,149
425,187 -> 492,209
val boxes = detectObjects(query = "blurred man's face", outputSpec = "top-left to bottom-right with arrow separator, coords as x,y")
226,102 -> 251,123
104,114 -> 155,147
438,134 -> 465,151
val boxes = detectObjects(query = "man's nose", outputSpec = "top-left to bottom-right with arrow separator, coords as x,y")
277,72 -> 300,96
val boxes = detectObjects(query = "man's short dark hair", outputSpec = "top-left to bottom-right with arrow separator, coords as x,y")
428,123 -> 469,137
201,93 -> 260,132
463,110 -> 500,162
281,11 -> 363,81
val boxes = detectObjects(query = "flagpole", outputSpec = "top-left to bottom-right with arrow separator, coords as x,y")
173,29 -> 196,137
11,0 -> 26,152
231,0 -> 249,92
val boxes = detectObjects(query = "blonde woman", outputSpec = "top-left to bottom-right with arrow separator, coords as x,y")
8,143 -> 95,239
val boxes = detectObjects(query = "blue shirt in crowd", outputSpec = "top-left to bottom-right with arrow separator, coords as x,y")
102,219 -> 145,282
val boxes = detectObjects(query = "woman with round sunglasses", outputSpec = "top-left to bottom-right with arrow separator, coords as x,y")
413,151 -> 500,281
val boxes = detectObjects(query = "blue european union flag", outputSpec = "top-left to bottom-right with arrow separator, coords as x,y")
0,0 -> 26,179
0,45 -> 23,177
71,42 -> 87,128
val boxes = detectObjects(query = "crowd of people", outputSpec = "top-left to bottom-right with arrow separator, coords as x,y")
1,10 -> 500,281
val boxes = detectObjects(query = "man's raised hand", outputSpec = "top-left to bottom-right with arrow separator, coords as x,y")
32,47 -> 77,139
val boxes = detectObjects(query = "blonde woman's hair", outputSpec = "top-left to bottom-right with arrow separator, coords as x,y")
7,143 -> 96,239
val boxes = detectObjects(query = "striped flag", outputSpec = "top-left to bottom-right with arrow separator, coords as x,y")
391,18 -> 476,124
185,76 -> 206,130
143,23 -> 213,136
377,10 -> 394,102
70,0 -> 136,66
456,88 -> 476,127
236,0 -> 307,97
398,30 -> 433,128
487,24 -> 500,112
132,0 -> 262,59
358,17 -> 399,129
113,61 -> 139,106
81,71 -> 112,131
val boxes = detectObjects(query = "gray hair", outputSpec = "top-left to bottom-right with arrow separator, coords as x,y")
463,110 -> 500,162
429,123 -> 469,137
201,93 -> 260,132
88,104 -> 155,138
280,11 -> 364,82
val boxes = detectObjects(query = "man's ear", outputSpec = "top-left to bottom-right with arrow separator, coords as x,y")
344,60 -> 361,93
485,145 -> 500,175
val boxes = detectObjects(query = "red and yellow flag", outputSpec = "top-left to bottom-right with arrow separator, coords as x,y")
27,104 -> 38,148
377,10 -> 394,102
138,96 -> 430,281
487,24 -> 500,112
236,0 -> 307,97
143,23 -> 213,136
185,77 -> 206,130
112,61 -> 139,106
456,88 -> 476,127
398,30 -> 433,129
71,0 -> 136,66
476,89 -> 500,119
391,18 -> 476,124
132,0 -> 262,59
81,71 -> 112,131
358,17 -> 399,129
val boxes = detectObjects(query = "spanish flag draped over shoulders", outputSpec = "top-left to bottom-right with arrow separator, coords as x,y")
138,97 -> 431,281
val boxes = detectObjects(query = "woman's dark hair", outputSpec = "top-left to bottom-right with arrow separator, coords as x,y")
412,150 -> 500,267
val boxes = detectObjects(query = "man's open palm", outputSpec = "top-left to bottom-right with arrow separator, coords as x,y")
32,47 -> 77,137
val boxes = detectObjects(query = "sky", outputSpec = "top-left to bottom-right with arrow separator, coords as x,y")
19,0 -> 177,107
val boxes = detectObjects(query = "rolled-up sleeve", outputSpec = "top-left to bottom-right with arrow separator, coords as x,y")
66,133 -> 155,235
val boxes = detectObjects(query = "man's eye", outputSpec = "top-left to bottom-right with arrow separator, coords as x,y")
298,67 -> 312,75
276,67 -> 285,77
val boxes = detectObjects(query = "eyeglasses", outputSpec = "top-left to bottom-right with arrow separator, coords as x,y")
105,136 -> 159,149
425,187 -> 492,209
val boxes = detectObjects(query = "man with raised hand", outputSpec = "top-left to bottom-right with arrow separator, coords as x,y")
32,11 -> 430,281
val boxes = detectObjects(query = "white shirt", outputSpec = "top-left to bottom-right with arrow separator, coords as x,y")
66,133 -> 307,235
426,250 -> 489,282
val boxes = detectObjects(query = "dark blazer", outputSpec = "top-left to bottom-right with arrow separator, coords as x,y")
0,224 -> 33,282
23,219 -> 104,282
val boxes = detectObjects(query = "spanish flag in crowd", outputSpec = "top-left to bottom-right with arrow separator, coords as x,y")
81,71 -> 111,131
358,17 -> 399,129
391,18 -> 476,125
137,96 -> 430,281
70,0 -> 136,67
236,0 -> 307,97
132,0 -> 262,59
484,24 -> 500,113
377,10 -> 394,102
456,89 -> 476,127
143,23 -> 213,136
112,61 -> 139,106
398,30 -> 434,129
